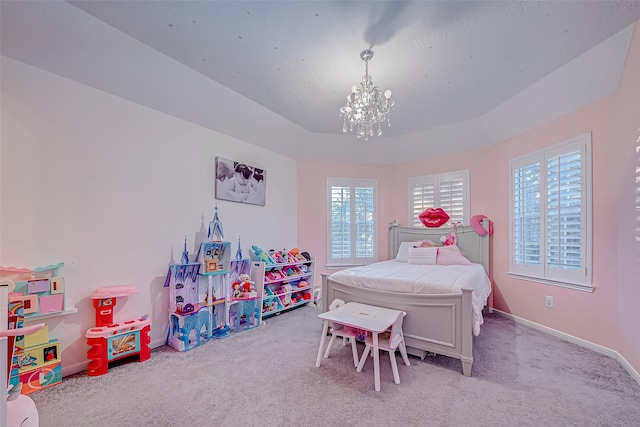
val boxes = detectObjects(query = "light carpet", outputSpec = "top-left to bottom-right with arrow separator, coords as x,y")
31,305 -> 640,427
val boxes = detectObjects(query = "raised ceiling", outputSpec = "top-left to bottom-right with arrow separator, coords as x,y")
2,1 -> 640,163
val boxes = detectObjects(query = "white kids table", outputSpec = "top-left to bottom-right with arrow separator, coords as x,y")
316,302 -> 404,391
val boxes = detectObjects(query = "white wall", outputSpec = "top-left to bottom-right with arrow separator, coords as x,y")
0,57 -> 298,375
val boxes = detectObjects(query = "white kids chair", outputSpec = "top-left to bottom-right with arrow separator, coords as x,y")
323,299 -> 360,367
356,310 -> 410,385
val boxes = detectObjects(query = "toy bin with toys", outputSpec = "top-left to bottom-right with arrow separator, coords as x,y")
250,247 -> 315,320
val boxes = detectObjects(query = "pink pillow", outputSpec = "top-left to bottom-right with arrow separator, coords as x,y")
436,245 -> 472,265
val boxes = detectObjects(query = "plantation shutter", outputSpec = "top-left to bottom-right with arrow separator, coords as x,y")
409,171 -> 468,227
439,174 -> 465,223
410,176 -> 435,227
355,186 -> 375,259
512,161 -> 541,266
510,133 -> 590,288
544,141 -> 588,284
330,185 -> 351,261
547,151 -> 581,270
327,179 -> 377,266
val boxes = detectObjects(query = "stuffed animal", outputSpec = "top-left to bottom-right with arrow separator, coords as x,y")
232,283 -> 243,298
266,270 -> 283,281
289,248 -> 306,261
440,231 -> 457,246
252,245 -> 274,264
280,284 -> 293,305
291,292 -> 300,304
269,250 -> 285,264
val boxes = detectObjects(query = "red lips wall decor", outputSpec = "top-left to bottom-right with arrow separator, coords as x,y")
419,208 -> 450,227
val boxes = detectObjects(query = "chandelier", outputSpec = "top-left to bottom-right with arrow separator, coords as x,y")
340,49 -> 394,140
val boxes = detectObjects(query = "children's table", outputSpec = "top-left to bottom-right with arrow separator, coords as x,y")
316,302 -> 404,391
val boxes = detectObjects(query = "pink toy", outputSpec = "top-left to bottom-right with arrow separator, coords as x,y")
6,383 -> 39,427
470,214 -> 494,236
441,232 -> 457,246
1,316 -> 44,426
85,285 -> 151,376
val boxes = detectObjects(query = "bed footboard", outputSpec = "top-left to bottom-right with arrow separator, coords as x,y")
322,273 -> 474,376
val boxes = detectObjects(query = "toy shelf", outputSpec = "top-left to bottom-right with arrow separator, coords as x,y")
253,258 -> 315,319
1,262 -> 74,321
200,270 -> 229,276
23,308 -> 78,322
263,260 -> 312,270
264,272 -> 312,286
0,263 -> 64,275
269,282 -> 313,298
206,299 -> 227,307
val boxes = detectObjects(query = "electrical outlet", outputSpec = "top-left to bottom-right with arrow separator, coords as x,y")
545,295 -> 554,308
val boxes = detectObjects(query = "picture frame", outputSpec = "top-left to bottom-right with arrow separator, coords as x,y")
215,156 -> 266,206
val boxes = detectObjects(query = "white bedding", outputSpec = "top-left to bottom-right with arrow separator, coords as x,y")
328,260 -> 492,336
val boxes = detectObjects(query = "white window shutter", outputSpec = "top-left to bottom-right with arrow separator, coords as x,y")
327,179 -> 377,266
409,171 -> 469,227
439,174 -> 466,223
509,133 -> 591,289
409,176 -> 435,227
330,185 -> 351,261
545,143 -> 587,284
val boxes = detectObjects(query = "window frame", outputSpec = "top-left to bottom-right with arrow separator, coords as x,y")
408,170 -> 470,227
508,132 -> 593,291
326,178 -> 378,268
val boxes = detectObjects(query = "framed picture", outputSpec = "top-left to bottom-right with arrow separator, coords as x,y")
215,156 -> 266,206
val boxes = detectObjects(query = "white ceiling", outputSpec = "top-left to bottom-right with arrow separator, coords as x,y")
2,1 -> 639,163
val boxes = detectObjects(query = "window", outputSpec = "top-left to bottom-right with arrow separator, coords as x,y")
509,133 -> 592,290
327,178 -> 377,267
408,170 -> 469,227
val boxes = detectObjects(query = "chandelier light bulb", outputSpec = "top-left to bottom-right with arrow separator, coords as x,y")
339,49 -> 394,140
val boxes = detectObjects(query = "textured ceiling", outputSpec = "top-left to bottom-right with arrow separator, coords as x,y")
2,1 -> 640,163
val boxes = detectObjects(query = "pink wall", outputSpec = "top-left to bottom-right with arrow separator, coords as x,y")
297,162 -> 395,273
298,22 -> 640,374
613,21 -> 640,373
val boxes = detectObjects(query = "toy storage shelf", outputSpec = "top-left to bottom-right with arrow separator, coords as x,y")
23,308 -> 78,322
253,258 -> 315,319
200,270 -> 228,276
1,263 -> 75,321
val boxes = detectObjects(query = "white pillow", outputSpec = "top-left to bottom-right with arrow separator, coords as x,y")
408,246 -> 438,265
394,241 -> 421,262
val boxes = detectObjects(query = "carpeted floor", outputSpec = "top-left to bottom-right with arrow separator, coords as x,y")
31,305 -> 640,427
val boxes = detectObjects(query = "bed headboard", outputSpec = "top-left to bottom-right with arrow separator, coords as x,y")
389,219 -> 491,274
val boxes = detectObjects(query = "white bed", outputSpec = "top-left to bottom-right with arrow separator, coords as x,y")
321,220 -> 493,376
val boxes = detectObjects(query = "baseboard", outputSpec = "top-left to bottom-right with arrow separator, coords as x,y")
62,361 -> 87,378
492,309 -> 640,385
62,338 -> 167,377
